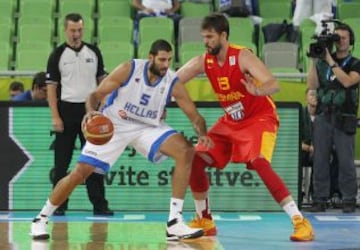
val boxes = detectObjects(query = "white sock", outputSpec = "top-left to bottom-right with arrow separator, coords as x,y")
38,199 -> 58,217
168,198 -> 184,221
283,201 -> 302,219
194,199 -> 207,218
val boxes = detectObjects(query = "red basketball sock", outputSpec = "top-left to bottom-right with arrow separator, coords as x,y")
247,158 -> 290,203
190,155 -> 209,193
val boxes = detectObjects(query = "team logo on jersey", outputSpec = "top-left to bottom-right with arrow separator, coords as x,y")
224,101 -> 244,120
229,56 -> 236,66
160,87 -> 165,94
135,78 -> 140,83
206,58 -> 214,69
86,58 -> 94,63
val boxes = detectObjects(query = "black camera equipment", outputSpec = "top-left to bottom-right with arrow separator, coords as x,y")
307,19 -> 342,59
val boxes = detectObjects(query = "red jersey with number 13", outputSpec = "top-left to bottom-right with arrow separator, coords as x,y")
204,44 -> 277,122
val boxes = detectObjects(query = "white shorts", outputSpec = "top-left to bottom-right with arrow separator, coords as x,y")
78,117 -> 177,174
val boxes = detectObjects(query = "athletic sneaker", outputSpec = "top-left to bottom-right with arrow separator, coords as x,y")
188,215 -> 217,236
166,213 -> 204,241
290,215 -> 315,241
30,215 -> 50,240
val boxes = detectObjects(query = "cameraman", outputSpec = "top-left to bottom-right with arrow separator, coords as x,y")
307,24 -> 360,213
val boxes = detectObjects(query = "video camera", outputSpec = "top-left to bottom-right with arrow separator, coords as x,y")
307,19 -> 341,59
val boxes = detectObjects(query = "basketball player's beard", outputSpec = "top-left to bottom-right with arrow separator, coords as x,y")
207,44 -> 221,55
149,64 -> 166,77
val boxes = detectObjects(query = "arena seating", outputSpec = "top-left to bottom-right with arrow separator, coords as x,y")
0,0 -> 358,73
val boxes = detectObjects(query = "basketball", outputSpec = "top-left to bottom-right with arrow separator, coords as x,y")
84,115 -> 114,145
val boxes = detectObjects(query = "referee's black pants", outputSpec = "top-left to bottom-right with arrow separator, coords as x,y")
53,101 -> 109,211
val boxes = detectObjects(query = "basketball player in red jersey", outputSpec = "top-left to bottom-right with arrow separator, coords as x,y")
176,13 -> 314,241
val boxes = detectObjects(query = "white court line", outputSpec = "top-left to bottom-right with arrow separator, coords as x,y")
315,215 -> 360,221
212,215 -> 262,221
0,218 -> 32,221
86,214 -> 146,221
238,215 -> 262,221
4,215 -> 360,222
1,215 -> 146,222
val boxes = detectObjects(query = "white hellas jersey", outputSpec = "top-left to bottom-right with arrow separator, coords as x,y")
103,59 -> 178,126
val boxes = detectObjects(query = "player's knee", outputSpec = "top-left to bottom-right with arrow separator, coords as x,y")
70,164 -> 93,185
246,157 -> 268,170
178,143 -> 196,166
185,143 -> 196,159
67,171 -> 84,186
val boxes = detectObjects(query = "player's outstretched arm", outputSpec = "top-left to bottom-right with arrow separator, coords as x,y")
176,55 -> 205,84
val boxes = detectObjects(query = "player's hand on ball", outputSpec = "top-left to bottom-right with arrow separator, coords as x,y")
82,112 -> 114,145
81,111 -> 103,133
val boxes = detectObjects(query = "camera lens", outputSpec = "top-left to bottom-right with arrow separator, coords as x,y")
308,42 -> 325,58
313,45 -> 324,55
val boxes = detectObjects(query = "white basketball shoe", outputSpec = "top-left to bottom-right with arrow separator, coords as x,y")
30,215 -> 50,240
166,212 -> 204,241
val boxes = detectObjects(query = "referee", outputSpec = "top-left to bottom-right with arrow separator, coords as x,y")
46,13 -> 113,216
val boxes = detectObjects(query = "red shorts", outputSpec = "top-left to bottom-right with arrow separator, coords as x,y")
196,114 -> 279,168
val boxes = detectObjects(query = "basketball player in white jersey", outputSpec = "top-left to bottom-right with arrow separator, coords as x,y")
31,39 -> 213,241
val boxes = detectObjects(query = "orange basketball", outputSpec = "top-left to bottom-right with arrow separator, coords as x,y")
84,115 -> 114,145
